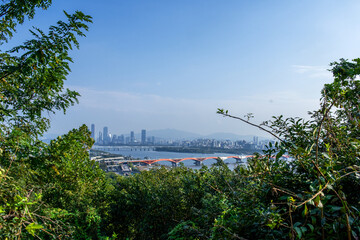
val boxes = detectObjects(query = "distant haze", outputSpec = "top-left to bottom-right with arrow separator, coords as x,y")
145,129 -> 263,141
43,128 -> 267,142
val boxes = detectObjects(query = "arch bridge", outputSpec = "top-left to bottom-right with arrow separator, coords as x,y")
95,155 -> 279,167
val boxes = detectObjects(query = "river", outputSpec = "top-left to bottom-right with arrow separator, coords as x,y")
95,146 -> 246,170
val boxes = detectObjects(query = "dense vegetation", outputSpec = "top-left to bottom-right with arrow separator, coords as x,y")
1,1 -> 359,239
0,1 -> 111,238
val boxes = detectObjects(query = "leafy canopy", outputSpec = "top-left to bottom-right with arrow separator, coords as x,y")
0,1 -> 112,239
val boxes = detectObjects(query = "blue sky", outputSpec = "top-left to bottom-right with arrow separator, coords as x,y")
8,0 -> 360,137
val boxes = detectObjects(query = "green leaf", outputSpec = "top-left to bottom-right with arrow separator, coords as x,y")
317,200 -> 323,208
327,184 -> 334,190
329,206 -> 342,212
311,216 -> 316,225
352,230 -> 358,239
307,223 -> 314,233
303,204 -> 308,216
294,226 -> 302,239
314,195 -> 323,208
276,149 -> 285,160
25,223 -> 43,236
310,184 -> 316,192
294,222 -> 301,228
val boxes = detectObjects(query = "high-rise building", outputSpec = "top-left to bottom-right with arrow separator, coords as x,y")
130,131 -> 135,143
91,124 -> 95,139
98,131 -> 103,143
119,135 -> 125,144
103,127 -> 109,143
112,134 -> 117,143
141,129 -> 146,144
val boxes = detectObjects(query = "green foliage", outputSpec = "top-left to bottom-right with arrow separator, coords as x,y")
1,7 -> 91,137
214,58 -> 360,239
0,1 -> 113,239
104,165 -> 224,239
0,0 -> 52,43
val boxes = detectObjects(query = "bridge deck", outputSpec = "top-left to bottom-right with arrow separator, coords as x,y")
94,155 -> 262,165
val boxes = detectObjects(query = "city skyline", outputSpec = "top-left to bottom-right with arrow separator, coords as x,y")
87,123 -> 270,145
89,124 -> 269,152
92,125 -> 149,144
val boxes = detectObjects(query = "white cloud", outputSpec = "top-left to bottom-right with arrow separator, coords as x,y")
292,65 -> 332,79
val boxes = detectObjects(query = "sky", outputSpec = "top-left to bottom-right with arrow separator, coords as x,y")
7,0 -> 360,138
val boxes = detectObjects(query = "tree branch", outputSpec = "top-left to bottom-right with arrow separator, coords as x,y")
217,110 -> 285,144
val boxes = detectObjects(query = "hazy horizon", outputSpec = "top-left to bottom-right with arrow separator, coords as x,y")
43,127 -> 270,142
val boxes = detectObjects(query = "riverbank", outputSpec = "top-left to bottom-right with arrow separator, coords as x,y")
154,146 -> 256,155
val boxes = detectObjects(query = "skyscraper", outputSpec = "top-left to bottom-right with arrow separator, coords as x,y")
91,124 -> 95,139
141,129 -> 146,144
119,134 -> 125,144
103,127 -> 109,143
130,131 -> 135,143
98,131 -> 103,143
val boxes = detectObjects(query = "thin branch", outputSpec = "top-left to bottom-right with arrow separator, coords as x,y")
217,112 -> 285,144
295,182 -> 329,208
338,170 -> 360,181
269,183 -> 301,200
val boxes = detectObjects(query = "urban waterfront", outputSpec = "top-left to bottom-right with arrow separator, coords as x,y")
93,146 -> 246,170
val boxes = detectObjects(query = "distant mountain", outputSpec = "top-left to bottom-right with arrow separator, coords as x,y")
41,133 -> 61,139
39,133 -> 61,143
204,132 -> 255,141
146,129 -> 267,142
147,129 -> 202,140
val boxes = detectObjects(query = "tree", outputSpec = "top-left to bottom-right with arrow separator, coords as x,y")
0,1 -> 111,238
216,58 -> 360,239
